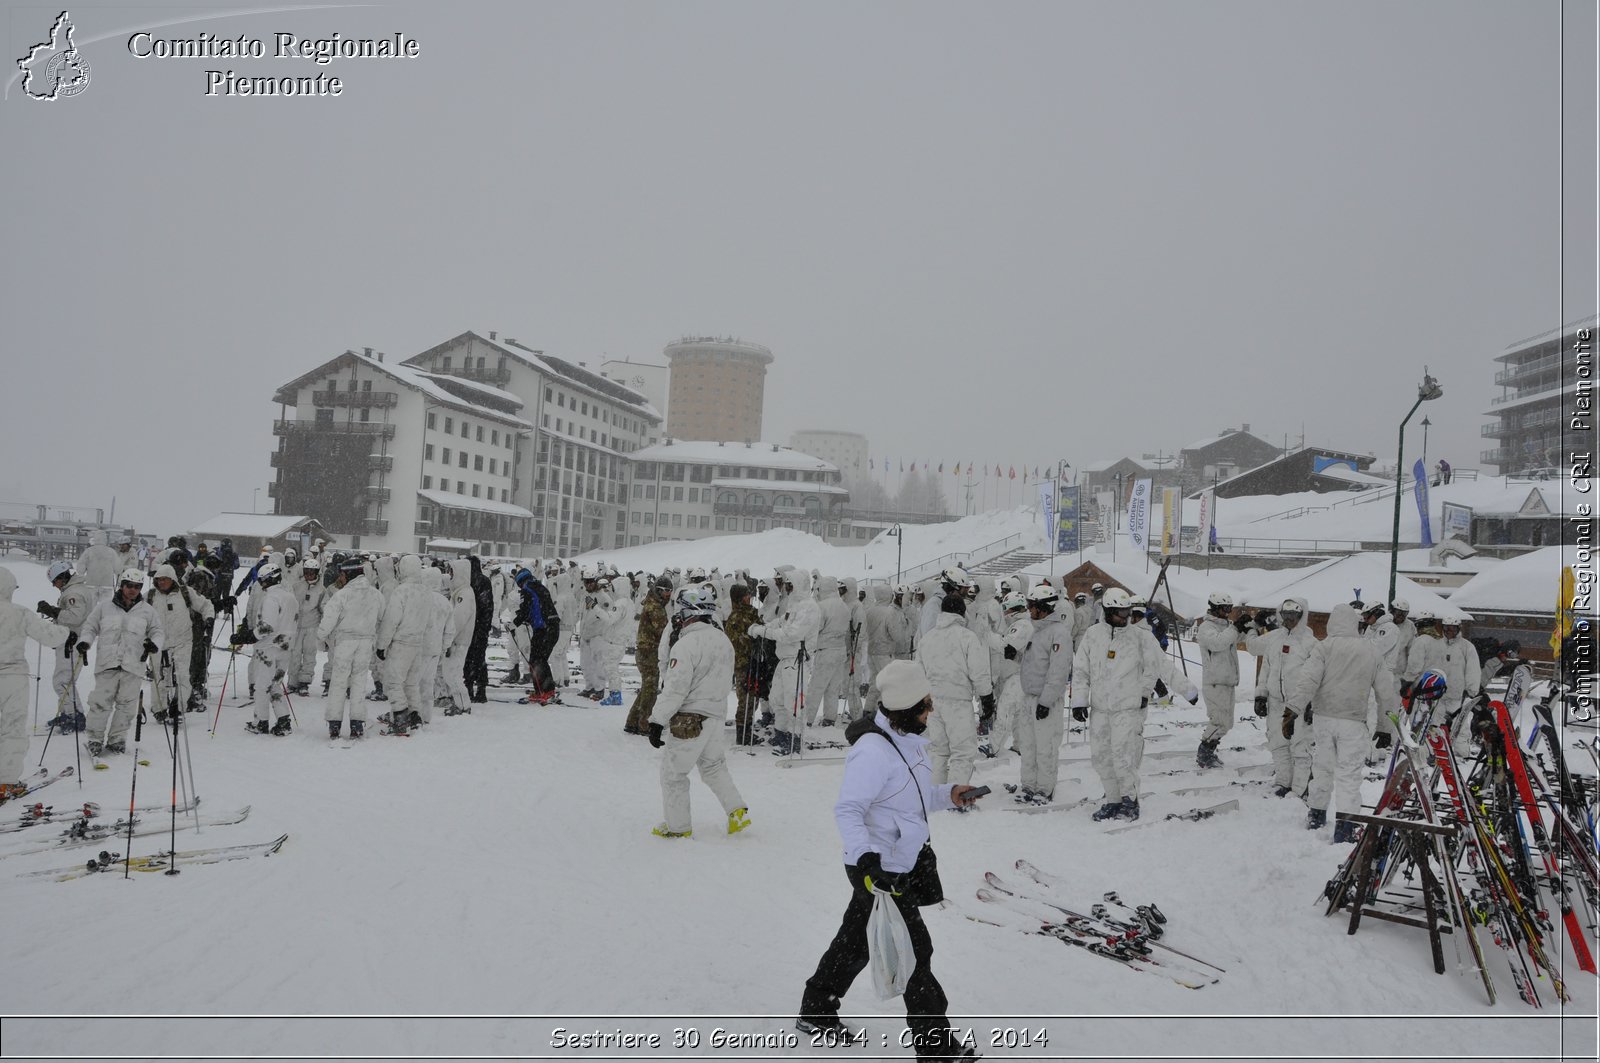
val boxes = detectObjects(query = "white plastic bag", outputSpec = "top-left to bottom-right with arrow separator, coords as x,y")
867,888 -> 916,1000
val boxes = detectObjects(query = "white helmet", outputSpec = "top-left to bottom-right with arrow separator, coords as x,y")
673,583 -> 717,619
894,583 -> 910,598
1101,588 -> 1135,609
1025,584 -> 1059,607
580,563 -> 600,581
256,563 -> 283,587
303,558 -> 322,572
1207,591 -> 1234,609
1412,607 -> 1437,623
1279,599 -> 1305,616
1001,592 -> 1027,613
1390,597 -> 1411,613
688,566 -> 708,582
117,567 -> 145,587
1441,612 -> 1464,628
47,560 -> 73,583
941,565 -> 969,587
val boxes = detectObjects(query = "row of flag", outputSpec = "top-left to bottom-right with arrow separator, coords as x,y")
864,459 -> 1067,482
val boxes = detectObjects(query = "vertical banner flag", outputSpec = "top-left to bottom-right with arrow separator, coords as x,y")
1553,566 -> 1575,657
1057,483 -> 1079,553
1127,478 -> 1152,552
1039,482 -> 1055,545
1195,490 -> 1214,554
1412,459 -> 1433,547
1160,487 -> 1177,556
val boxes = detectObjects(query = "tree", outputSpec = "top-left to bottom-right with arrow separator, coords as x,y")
894,470 -> 951,516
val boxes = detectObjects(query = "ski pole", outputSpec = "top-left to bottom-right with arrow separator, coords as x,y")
210,643 -> 237,737
156,653 -> 191,814
124,704 -> 146,880
166,707 -> 181,870
31,644 -> 42,734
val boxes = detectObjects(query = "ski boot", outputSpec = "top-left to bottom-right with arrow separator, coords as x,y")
1331,819 -> 1360,844
651,823 -> 692,839
0,782 -> 28,804
365,684 -> 388,702
818,718 -> 836,728
270,715 -> 292,736
87,741 -> 104,757
1196,737 -> 1223,769
600,690 -> 622,706
1119,796 -> 1140,821
1272,784 -> 1294,799
321,680 -> 331,696
349,720 -> 364,739
328,721 -> 342,739
1306,808 -> 1328,831
105,741 -> 126,755
1091,801 -> 1123,821
727,807 -> 751,835
290,683 -> 311,697
769,731 -> 795,756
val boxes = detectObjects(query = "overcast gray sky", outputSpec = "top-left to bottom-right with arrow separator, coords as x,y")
3,0 -> 1594,533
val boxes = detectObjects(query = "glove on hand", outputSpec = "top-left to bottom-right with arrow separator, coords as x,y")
856,852 -> 902,895
1035,703 -> 1051,721
1254,695 -> 1269,718
1187,693 -> 1200,705
1003,644 -> 1018,661
76,643 -> 89,665
1399,681 -> 1413,700
1070,705 -> 1087,723
444,648 -> 452,658
63,633 -> 78,659
648,723 -> 665,748
747,624 -> 765,638
1233,614 -> 1251,632
1374,731 -> 1393,750
141,639 -> 158,660
36,600 -> 59,620
1140,697 -> 1149,709
1304,704 -> 1314,725
375,648 -> 387,661
221,596 -> 237,612
978,693 -> 996,723
1282,710 -> 1296,740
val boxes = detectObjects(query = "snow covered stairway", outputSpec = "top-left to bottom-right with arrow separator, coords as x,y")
968,550 -> 1052,577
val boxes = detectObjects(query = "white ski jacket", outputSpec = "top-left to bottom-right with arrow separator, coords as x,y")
835,710 -> 959,873
1070,621 -> 1162,714
81,593 -> 164,675
649,619 -> 734,725
915,612 -> 992,701
1018,610 -> 1074,707
0,568 -> 69,675
1289,604 -> 1396,726
1195,614 -> 1242,686
318,574 -> 384,644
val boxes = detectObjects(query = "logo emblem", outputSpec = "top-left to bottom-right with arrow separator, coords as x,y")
18,11 -> 90,100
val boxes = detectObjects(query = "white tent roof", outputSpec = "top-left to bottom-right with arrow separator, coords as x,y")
189,513 -> 315,539
1447,547 -> 1566,614
1247,554 -> 1463,617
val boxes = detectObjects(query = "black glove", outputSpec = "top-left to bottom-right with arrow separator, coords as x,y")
1037,703 -> 1052,721
1003,644 -> 1018,661
444,648 -> 453,659
1303,704 -> 1314,725
1399,681 -> 1413,700
76,643 -> 89,666
36,600 -> 59,620
375,648 -> 387,661
1374,731 -> 1393,750
856,852 -> 901,895
1282,710 -> 1295,739
1140,696 -> 1149,709
1232,614 -> 1251,632
1186,693 -> 1200,705
648,723 -> 665,748
141,638 -> 158,660
1070,705 -> 1087,723
1254,695 -> 1269,718
978,693 -> 996,723
232,624 -> 256,646
222,595 -> 238,612
63,633 -> 78,659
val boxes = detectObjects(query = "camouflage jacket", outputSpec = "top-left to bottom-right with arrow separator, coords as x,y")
636,594 -> 667,670
725,602 -> 761,665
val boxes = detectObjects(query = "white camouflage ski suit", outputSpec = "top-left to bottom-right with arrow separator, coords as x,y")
1290,605 -> 1397,821
289,573 -> 327,687
650,619 -> 745,834
914,611 -> 992,786
1071,620 -> 1162,806
756,569 -> 821,746
810,576 -> 851,726
0,569 -> 69,785
1247,599 -> 1316,794
1195,614 -> 1243,744
1017,609 -> 1074,798
80,588 -> 163,746
248,581 -> 296,726
375,555 -> 435,724
318,572 -> 383,726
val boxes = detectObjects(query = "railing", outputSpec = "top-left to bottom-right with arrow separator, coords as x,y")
363,486 -> 392,504
1494,352 -> 1563,385
1490,384 -> 1561,406
311,390 -> 399,408
360,518 -> 388,536
1210,536 -> 1363,555
445,365 -> 513,387
273,420 -> 396,440
368,455 -> 394,473
898,533 -> 1023,584
268,451 -> 285,468
1248,504 -> 1331,525
265,482 -> 278,498
712,501 -> 775,517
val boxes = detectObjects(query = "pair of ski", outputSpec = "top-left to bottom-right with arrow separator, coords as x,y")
0,806 -> 251,858
974,862 -> 1223,989
30,833 -> 290,880
0,766 -> 75,804
4,795 -> 202,832
1103,800 -> 1240,833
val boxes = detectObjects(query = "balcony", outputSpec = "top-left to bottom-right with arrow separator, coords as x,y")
367,454 -> 394,473
269,450 -> 286,467
363,486 -> 392,504
712,501 -> 773,517
1493,352 -> 1563,386
274,419 -> 396,440
444,364 -> 513,388
360,518 -> 389,536
1480,448 -> 1506,465
772,504 -> 809,518
312,390 -> 399,409
265,482 -> 278,498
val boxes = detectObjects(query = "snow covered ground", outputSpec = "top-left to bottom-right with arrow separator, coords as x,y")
3,554 -> 1596,1063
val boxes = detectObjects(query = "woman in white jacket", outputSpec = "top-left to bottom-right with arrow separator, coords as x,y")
796,660 -> 982,1061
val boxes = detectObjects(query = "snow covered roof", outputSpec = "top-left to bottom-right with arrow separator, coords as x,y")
472,334 -> 662,421
189,514 -> 318,539
275,351 -> 532,430
1082,457 -> 1147,474
1246,554 -> 1463,617
634,440 -> 838,473
711,478 -> 849,496
416,490 -> 533,519
1447,547 -> 1567,614
425,538 -> 481,552
1312,463 -> 1390,488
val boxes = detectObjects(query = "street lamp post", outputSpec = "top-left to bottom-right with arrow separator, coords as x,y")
1389,372 -> 1444,606
1420,416 -> 1431,475
889,523 -> 903,583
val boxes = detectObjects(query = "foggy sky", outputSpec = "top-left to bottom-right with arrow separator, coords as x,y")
3,0 -> 1594,534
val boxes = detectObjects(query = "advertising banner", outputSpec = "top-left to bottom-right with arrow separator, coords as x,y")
1127,479 -> 1152,553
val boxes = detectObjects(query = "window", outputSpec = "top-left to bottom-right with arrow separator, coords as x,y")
557,394 -> 565,408
501,489 -> 509,502
645,486 -> 655,499
422,476 -> 432,489
644,513 -> 654,525
457,483 -> 465,495
441,356 -> 451,369
427,413 -> 437,429
670,513 -> 682,527
472,484 -> 481,498
755,519 -> 766,532
445,417 -> 454,433
474,456 -> 484,471
743,519 -> 753,532
688,487 -> 699,503
359,408 -> 370,422
489,458 -> 497,475
314,408 -> 333,425
673,487 -> 684,501
425,444 -> 435,461
633,483 -> 643,498
443,447 -> 452,464
630,536 -> 640,546
462,422 -> 470,438
715,517 -> 726,531
544,388 -> 552,402
631,512 -> 640,524
581,401 -> 588,416
491,430 -> 498,446
458,452 -> 468,468
542,415 -> 549,427
699,515 -> 710,529
556,419 -> 563,432
361,379 -> 372,392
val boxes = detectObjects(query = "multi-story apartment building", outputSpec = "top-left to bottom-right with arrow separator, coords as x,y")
269,348 -> 535,555
789,429 -> 870,487
1482,315 -> 1597,475
663,337 -> 773,442
623,439 -> 853,546
402,331 -> 663,555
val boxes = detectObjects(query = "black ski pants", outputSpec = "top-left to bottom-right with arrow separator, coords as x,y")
526,622 -> 560,695
800,865 -> 958,1062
